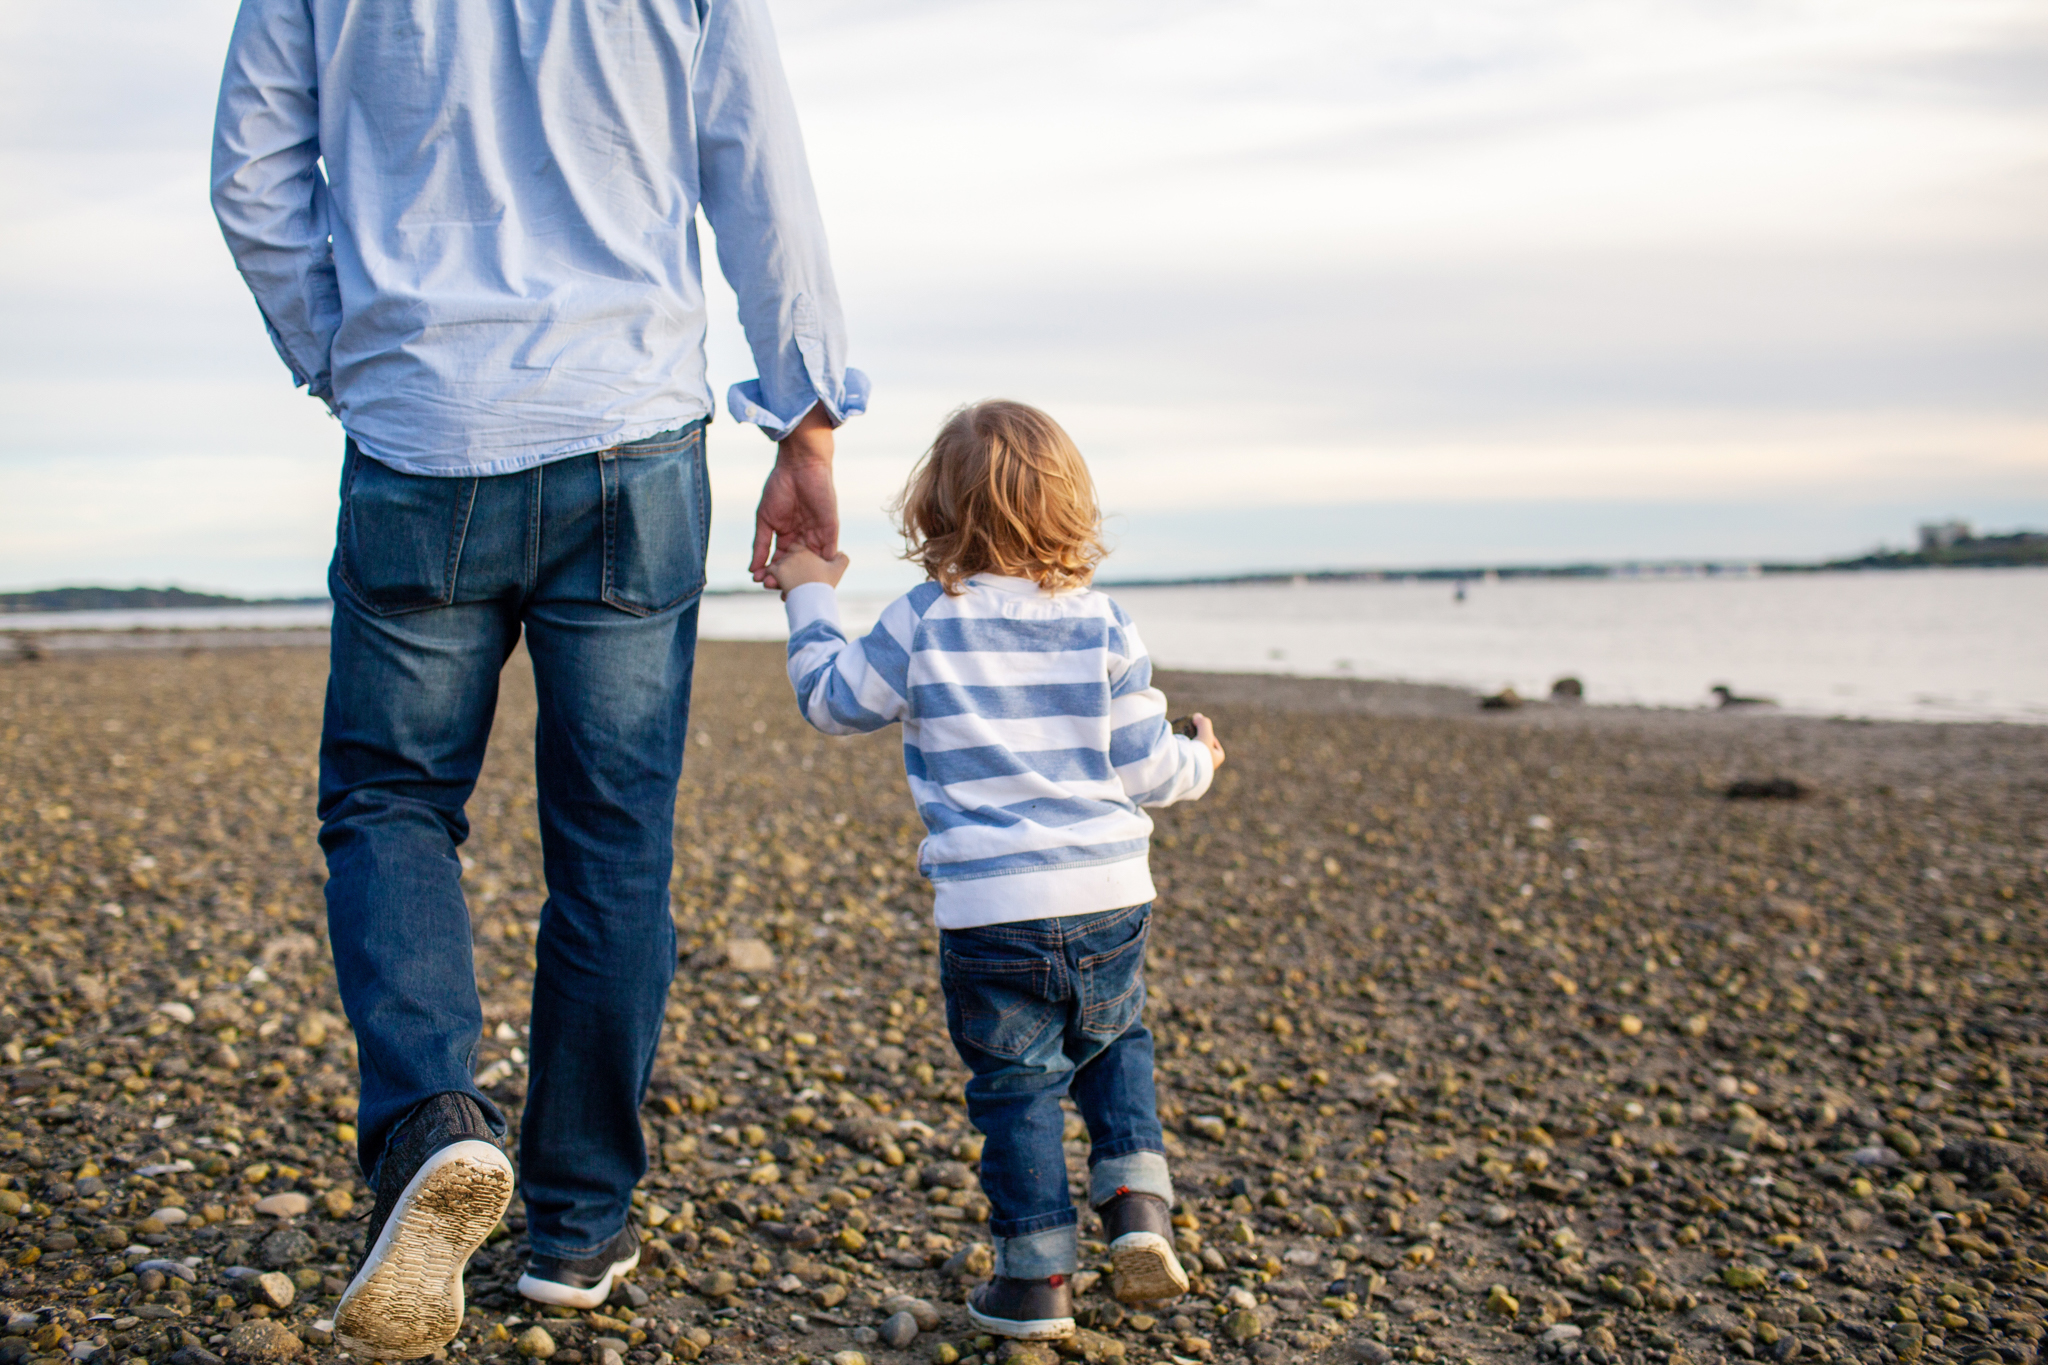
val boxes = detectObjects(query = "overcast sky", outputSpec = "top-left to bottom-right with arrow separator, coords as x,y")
1,0 -> 2043,594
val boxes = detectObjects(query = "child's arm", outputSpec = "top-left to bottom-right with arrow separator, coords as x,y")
775,551 -> 916,737
1106,608 -> 1217,807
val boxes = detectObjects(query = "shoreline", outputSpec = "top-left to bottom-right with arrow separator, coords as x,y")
7,627 -> 2043,731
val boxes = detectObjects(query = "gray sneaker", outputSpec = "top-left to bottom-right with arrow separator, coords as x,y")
517,1224 -> 642,1310
334,1094 -> 514,1360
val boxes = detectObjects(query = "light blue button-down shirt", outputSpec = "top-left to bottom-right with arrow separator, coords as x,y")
211,0 -> 867,476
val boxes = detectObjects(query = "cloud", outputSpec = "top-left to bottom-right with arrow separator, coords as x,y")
0,0 -> 2042,594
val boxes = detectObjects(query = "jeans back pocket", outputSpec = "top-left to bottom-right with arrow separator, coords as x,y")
942,948 -> 1057,1062
336,442 -> 478,616
600,425 -> 709,617
1077,913 -> 1149,1042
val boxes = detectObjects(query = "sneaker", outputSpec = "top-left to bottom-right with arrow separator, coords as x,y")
334,1093 -> 514,1361
967,1275 -> 1075,1341
1097,1188 -> 1189,1303
517,1224 -> 642,1310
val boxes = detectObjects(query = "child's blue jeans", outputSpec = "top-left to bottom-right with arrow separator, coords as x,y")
938,901 -> 1175,1279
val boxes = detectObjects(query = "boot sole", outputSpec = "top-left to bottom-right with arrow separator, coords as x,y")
334,1140 -> 514,1360
1110,1231 -> 1190,1303
966,1303 -> 1075,1341
517,1246 -> 642,1310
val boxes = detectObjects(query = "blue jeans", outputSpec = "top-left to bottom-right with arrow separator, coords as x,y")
318,423 -> 708,1259
939,902 -> 1174,1279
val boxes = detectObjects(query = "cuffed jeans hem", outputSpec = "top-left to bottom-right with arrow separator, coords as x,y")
993,1223 -> 1079,1280
1089,1149 -> 1173,1210
987,1205 -> 1080,1239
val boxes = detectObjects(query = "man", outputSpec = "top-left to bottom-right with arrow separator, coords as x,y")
210,0 -> 863,1355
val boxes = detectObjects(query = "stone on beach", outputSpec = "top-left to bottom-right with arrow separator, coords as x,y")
253,1191 -> 310,1218
223,1320 -> 301,1362
723,938 -> 776,972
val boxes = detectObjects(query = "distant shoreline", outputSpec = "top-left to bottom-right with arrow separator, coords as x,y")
6,552 -> 2046,612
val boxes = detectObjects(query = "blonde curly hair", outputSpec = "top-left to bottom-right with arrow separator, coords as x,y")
893,400 -> 1107,595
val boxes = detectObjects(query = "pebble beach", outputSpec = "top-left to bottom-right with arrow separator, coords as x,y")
1,639 -> 2046,1365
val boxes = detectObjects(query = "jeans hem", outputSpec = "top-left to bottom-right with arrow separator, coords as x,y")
1085,1137 -> 1164,1164
523,1221 -> 631,1262
1089,1148 -> 1173,1209
987,1207 -> 1079,1239
993,1224 -> 1080,1280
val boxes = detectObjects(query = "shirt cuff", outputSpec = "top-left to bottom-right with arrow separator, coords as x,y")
727,367 -> 871,441
783,581 -> 842,636
1175,734 -> 1216,801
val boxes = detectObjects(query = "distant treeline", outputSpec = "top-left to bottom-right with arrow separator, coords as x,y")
1797,530 -> 2048,573
10,529 -> 2043,609
1104,529 -> 2048,589
0,587 -> 323,613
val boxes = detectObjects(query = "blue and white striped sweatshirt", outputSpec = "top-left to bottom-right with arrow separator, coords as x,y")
782,574 -> 1215,929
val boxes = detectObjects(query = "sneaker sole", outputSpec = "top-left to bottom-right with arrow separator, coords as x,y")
966,1304 -> 1075,1341
516,1246 -> 642,1310
334,1139 -> 514,1360
1110,1230 -> 1190,1303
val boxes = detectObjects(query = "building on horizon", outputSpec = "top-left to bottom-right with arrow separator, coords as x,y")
1918,519 -> 1972,553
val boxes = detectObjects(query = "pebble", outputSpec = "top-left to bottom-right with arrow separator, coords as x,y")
253,1192 -> 311,1218
514,1326 -> 556,1359
1541,1325 -> 1584,1345
252,1272 -> 296,1309
994,1346 -> 1057,1365
940,1243 -> 994,1281
724,938 -> 776,973
258,1228 -> 316,1268
880,1295 -> 941,1331
878,1311 -> 918,1348
1223,1309 -> 1262,1342
223,1320 -> 301,1362
318,1189 -> 353,1218
827,1353 -> 868,1365
1722,1264 -> 1768,1290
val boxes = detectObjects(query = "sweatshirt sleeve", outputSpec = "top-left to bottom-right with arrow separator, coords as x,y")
210,0 -> 343,407
1105,604 -> 1214,808
783,583 -> 917,735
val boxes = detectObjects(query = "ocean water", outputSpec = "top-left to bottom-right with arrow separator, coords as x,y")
12,569 -> 2044,723
698,567 -> 2048,724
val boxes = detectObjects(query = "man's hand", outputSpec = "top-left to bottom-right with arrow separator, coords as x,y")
767,548 -> 850,598
1192,713 -> 1226,769
751,404 -> 839,585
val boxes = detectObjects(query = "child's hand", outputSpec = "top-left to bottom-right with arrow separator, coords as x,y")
1192,713 -> 1225,768
766,548 -> 850,598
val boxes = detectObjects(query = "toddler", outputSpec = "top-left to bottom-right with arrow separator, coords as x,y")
770,400 -> 1225,1341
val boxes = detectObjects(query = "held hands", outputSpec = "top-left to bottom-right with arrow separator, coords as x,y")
751,405 -> 840,586
1191,713 -> 1226,769
767,547 -> 850,599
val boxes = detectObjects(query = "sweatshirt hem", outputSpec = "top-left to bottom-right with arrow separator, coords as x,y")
931,855 -> 1156,930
